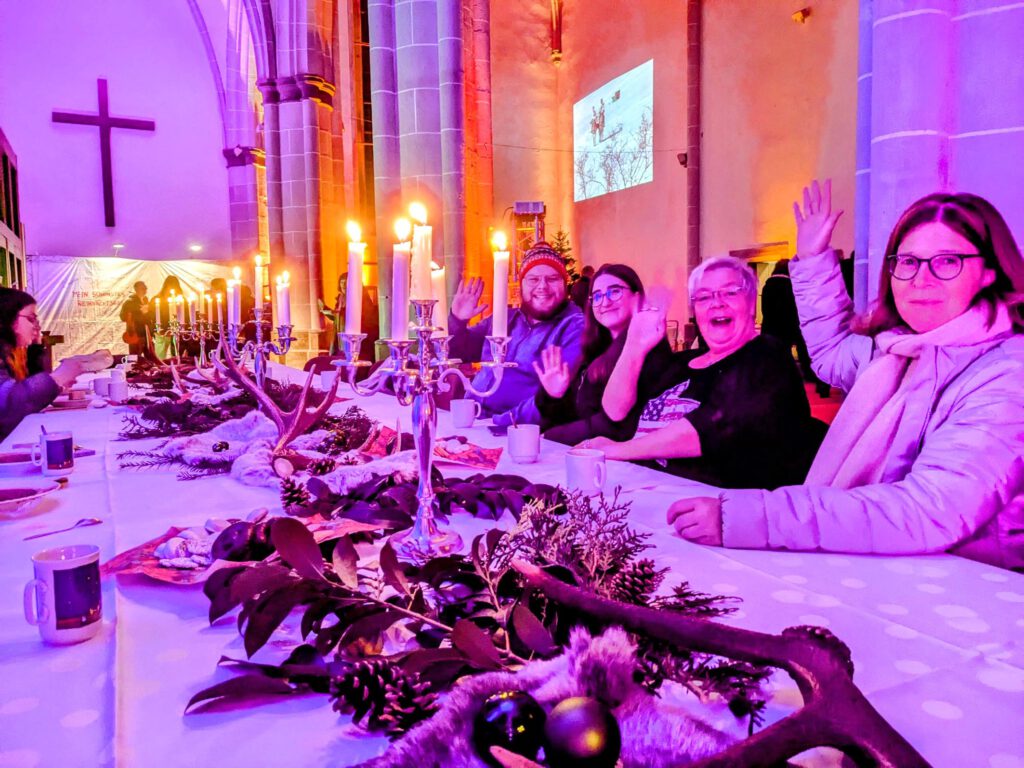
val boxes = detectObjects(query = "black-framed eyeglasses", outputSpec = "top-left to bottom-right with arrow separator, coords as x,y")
886,253 -> 984,281
589,285 -> 628,306
16,311 -> 40,326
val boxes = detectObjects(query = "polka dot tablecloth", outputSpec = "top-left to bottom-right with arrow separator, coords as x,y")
1,376 -> 1022,767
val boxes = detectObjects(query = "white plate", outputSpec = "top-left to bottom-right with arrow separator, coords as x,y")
0,479 -> 62,518
48,396 -> 93,410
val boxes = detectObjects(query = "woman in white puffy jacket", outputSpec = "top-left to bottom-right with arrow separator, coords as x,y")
670,180 -> 1024,570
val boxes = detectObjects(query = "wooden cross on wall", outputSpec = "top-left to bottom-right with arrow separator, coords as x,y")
52,78 -> 155,228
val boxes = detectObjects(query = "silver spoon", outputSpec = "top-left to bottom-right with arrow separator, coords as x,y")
24,518 -> 104,541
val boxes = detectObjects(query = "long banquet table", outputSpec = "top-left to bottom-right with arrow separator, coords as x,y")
1,364 -> 1023,768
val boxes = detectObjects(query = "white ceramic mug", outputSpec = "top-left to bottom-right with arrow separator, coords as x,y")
565,448 -> 607,495
508,424 -> 541,464
108,380 -> 128,404
320,370 -> 337,391
93,377 -> 111,397
23,544 -> 103,644
109,368 -> 127,383
31,431 -> 74,477
451,399 -> 482,429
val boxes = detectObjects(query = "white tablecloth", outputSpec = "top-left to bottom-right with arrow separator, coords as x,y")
1,366 -> 1022,768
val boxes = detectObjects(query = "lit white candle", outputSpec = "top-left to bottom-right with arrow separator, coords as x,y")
230,267 -> 242,325
175,295 -> 185,325
254,254 -> 264,307
392,218 -> 412,339
153,297 -> 160,327
203,293 -> 212,322
491,232 -> 509,338
345,221 -> 366,335
216,293 -> 223,326
409,202 -> 432,301
431,262 -> 448,335
188,293 -> 197,326
276,272 -> 291,326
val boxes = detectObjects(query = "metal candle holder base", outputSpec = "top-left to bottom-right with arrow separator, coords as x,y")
154,318 -> 217,364
223,304 -> 294,389
335,299 -> 515,562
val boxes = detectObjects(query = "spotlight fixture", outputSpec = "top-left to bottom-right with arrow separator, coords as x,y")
188,243 -> 203,253
792,7 -> 811,23
112,243 -> 125,256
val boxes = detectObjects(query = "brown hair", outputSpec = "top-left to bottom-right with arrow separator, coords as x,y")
856,193 -> 1024,335
582,263 -> 644,383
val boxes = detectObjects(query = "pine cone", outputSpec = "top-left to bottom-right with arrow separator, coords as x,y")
329,659 -> 400,725
610,559 -> 664,604
280,477 -> 311,512
376,671 -> 438,738
309,457 -> 336,476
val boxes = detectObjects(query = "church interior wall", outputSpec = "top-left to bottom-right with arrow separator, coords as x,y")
0,0 -> 234,262
701,0 -> 858,264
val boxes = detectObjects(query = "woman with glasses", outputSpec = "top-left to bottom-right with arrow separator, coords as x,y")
670,181 -> 1024,570
585,256 -> 817,489
533,264 -> 674,444
0,288 -> 91,440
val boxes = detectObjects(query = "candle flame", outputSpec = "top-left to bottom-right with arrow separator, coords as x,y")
431,261 -> 443,271
345,220 -> 362,243
254,253 -> 262,266
409,202 -> 428,225
232,266 -> 241,280
277,271 -> 290,287
216,293 -> 223,301
394,217 -> 412,242
491,231 -> 508,252
188,293 -> 196,302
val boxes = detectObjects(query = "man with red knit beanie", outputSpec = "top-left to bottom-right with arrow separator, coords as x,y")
448,241 -> 584,426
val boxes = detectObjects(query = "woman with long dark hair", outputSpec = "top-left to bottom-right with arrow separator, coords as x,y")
0,288 -> 89,440
533,264 -> 674,444
670,180 -> 1024,570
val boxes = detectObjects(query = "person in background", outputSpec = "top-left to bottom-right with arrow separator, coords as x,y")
448,241 -> 585,426
570,265 -> 595,310
0,288 -> 91,441
119,281 -> 153,356
533,264 -> 674,445
584,255 -> 819,490
153,275 -> 184,360
760,260 -> 830,397
670,180 -> 1024,571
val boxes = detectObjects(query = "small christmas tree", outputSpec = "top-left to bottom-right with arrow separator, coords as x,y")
550,230 -> 581,287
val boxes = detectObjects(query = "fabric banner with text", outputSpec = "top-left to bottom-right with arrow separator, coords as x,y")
26,255 -> 233,360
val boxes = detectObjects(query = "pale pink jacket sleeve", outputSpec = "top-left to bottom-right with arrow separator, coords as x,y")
720,349 -> 1024,566
789,250 -> 875,393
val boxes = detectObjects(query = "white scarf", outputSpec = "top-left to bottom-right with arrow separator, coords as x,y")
806,304 -> 1013,488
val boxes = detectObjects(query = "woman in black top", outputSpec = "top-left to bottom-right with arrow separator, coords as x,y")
587,256 -> 821,489
533,264 -> 674,445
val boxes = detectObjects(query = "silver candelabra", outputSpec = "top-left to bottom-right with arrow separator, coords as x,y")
335,299 -> 514,561
224,304 -> 295,388
179,318 -> 218,367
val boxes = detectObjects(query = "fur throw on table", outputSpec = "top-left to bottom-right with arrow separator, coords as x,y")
354,628 -> 736,768
132,410 -> 419,491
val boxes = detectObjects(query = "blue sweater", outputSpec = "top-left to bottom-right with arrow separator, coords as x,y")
448,302 -> 585,426
0,364 -> 60,442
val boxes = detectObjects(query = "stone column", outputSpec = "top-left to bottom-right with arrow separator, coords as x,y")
853,0 -> 873,311
368,0 -> 403,340
865,1 -> 955,296
259,83 -> 286,266
437,0 -> 465,299
861,0 -> 1024,301
395,0 -> 444,260
950,3 -> 1024,236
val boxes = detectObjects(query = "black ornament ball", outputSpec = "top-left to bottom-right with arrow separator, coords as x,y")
212,441 -> 230,453
472,691 -> 546,768
543,697 -> 621,768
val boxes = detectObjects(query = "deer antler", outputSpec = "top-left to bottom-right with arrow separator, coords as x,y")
169,361 -> 193,397
212,337 -> 342,455
513,560 -> 930,768
191,357 -> 230,393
